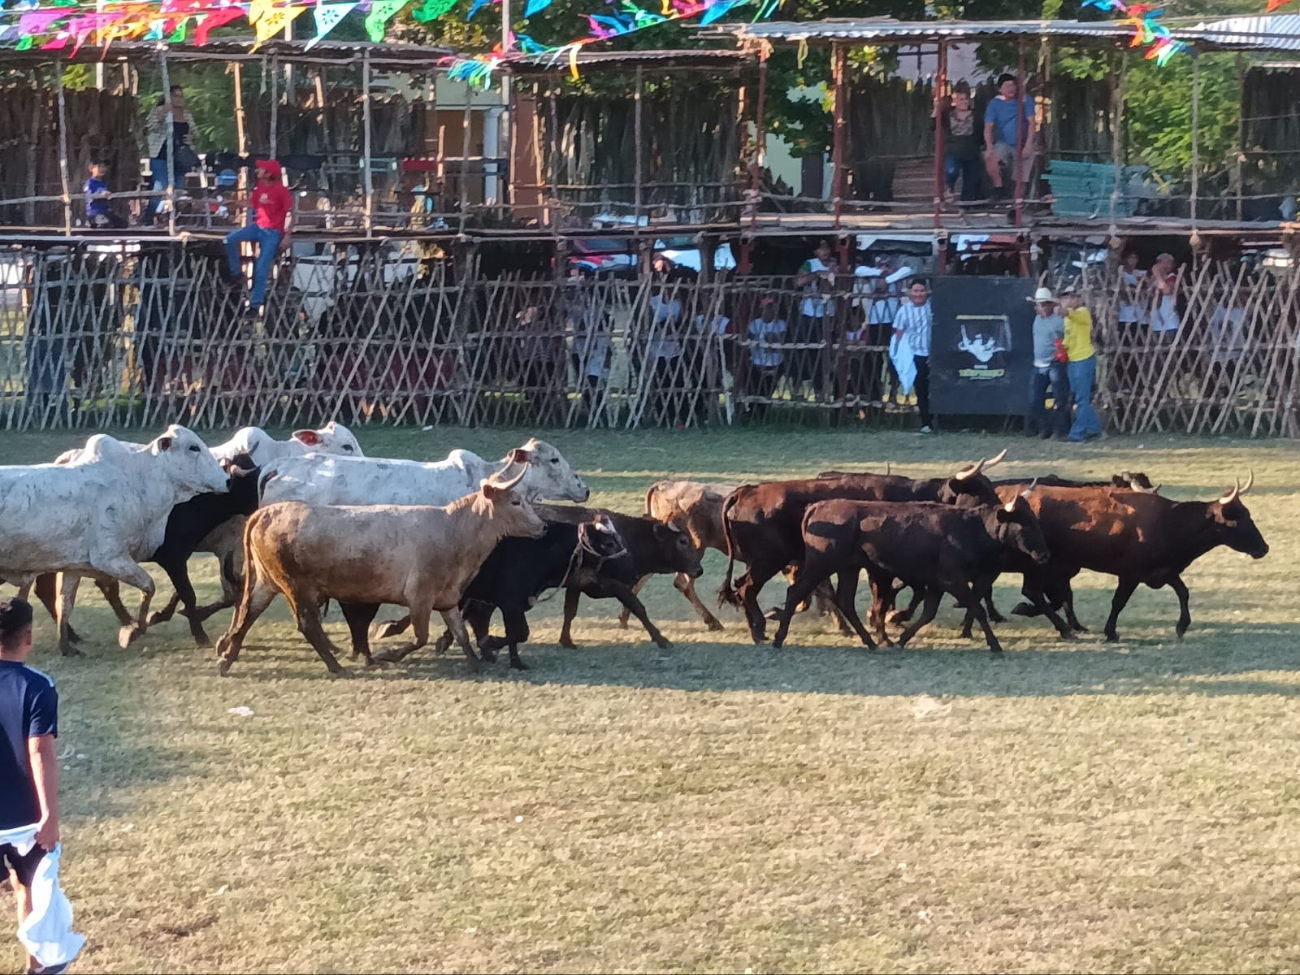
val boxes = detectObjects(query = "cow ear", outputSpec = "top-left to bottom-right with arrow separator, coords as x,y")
593,515 -> 616,534
293,429 -> 322,446
510,448 -> 532,465
155,435 -> 174,453
480,480 -> 504,499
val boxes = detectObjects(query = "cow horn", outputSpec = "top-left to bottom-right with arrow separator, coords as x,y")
1242,468 -> 1254,495
1020,476 -> 1038,500
1219,478 -> 1240,506
985,448 -> 1008,469
486,465 -> 529,493
886,461 -> 892,476
954,458 -> 984,481
1003,497 -> 1016,513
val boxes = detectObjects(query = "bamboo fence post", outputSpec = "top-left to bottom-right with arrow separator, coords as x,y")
1109,52 -> 1126,223
633,66 -> 644,229
54,60 -> 72,236
1191,51 -> 1200,226
831,42 -> 847,233
548,86 -> 560,236
363,50 -> 374,235
159,50 -> 177,237
1235,53 -> 1244,222
458,91 -> 472,237
233,62 -> 248,194
25,71 -> 40,226
932,40 -> 946,240
270,55 -> 279,159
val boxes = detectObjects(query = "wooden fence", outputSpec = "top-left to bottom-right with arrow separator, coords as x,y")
1,241 -> 1297,435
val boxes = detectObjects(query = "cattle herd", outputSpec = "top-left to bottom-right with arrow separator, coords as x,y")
0,423 -> 1272,675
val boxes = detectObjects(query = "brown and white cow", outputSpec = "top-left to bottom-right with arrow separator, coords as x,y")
214,467 -> 545,675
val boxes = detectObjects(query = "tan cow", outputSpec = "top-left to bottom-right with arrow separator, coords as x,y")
214,467 -> 545,676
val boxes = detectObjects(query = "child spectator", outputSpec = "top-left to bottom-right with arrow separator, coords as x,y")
84,160 -> 127,230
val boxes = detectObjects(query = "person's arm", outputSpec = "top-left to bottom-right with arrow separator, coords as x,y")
983,112 -> 997,149
28,734 -> 59,850
1021,100 -> 1037,157
794,260 -> 814,288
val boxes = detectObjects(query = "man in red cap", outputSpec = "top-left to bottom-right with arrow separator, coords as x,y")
224,159 -> 292,318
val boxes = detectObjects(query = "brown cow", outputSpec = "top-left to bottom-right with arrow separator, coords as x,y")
214,467 -> 545,675
719,451 -> 1008,644
992,472 -> 1267,641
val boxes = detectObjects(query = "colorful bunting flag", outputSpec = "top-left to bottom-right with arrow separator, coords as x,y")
252,2 -> 304,45
363,0 -> 408,41
412,0 -> 457,21
192,5 -> 246,44
523,0 -> 551,16
306,0 -> 357,46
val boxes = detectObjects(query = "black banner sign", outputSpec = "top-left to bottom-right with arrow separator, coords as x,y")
929,275 -> 1037,416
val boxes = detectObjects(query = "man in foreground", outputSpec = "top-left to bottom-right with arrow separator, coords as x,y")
1,597 -> 77,975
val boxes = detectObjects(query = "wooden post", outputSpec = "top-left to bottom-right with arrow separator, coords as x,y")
159,50 -> 176,237
1191,50 -> 1200,226
458,86 -> 472,236
548,86 -> 560,237
933,41 -> 947,238
634,66 -> 644,228
270,55 -> 279,160
363,50 -> 374,235
750,52 -> 769,241
1014,37 -> 1027,230
1235,53 -> 1244,222
1109,51 -> 1126,222
54,59 -> 72,236
832,42 -> 847,233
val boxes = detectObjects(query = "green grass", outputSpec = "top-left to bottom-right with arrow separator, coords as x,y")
3,426 -> 1300,974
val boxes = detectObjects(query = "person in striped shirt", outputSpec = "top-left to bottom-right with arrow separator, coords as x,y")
892,279 -> 934,432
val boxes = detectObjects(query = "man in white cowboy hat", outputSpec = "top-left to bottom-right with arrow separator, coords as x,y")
1027,285 -> 1070,439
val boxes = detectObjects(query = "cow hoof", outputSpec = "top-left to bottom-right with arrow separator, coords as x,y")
330,668 -> 353,679
1058,630 -> 1076,642
118,624 -> 144,649
1176,625 -> 1189,638
988,610 -> 1007,624
705,619 -> 725,632
559,639 -> 578,650
59,644 -> 82,658
510,659 -> 530,671
989,647 -> 1004,656
1104,631 -> 1119,643
217,658 -> 233,676
1010,601 -> 1037,617
146,611 -> 168,627
654,638 -> 673,650
480,647 -> 498,663
764,608 -> 782,622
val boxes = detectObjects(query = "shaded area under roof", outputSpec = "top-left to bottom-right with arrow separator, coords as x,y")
706,16 -> 1300,52
508,49 -> 754,75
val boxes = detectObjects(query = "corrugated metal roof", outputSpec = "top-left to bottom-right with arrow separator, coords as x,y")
0,37 -> 454,66
509,49 -> 752,74
1197,14 -> 1300,51
709,16 -> 1300,51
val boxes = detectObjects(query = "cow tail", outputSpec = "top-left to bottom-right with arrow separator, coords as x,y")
717,492 -> 742,610
233,511 -> 261,625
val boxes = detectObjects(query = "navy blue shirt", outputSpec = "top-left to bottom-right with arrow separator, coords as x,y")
84,176 -> 110,218
0,661 -> 58,830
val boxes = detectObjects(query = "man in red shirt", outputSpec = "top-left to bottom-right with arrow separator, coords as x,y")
223,159 -> 293,318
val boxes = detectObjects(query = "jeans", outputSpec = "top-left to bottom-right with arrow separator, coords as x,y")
1068,356 -> 1102,440
945,155 -> 983,201
1029,362 -> 1070,437
142,156 -> 188,225
225,224 -> 282,309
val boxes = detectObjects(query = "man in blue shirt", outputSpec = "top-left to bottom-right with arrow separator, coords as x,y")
983,73 -> 1036,202
0,598 -> 65,975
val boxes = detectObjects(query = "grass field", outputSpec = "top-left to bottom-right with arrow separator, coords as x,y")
2,425 -> 1300,974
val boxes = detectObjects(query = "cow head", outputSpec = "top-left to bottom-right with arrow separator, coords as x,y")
510,438 -> 590,503
993,481 -> 1051,565
150,425 -> 230,495
1211,471 -> 1268,559
653,521 -> 704,579
478,466 -> 547,540
941,448 -> 1007,507
291,421 -> 364,456
577,516 -> 638,586
220,452 -> 263,514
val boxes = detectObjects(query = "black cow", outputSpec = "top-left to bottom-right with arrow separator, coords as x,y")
719,451 -> 1008,644
31,453 -> 260,647
771,493 -> 1051,653
534,504 -> 703,649
344,516 -> 642,670
994,472 -> 1267,641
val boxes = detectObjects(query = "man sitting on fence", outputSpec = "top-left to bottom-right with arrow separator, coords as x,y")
222,160 -> 293,320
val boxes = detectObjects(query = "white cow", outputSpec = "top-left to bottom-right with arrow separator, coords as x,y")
0,425 -> 229,655
210,422 -> 364,465
260,438 -> 589,508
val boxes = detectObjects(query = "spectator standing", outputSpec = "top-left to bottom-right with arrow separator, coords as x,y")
746,296 -> 786,417
141,85 -> 200,227
1117,250 -> 1148,333
83,161 -> 127,230
940,81 -> 983,203
646,274 -> 685,422
568,272 -> 611,421
982,73 -> 1036,203
1027,287 -> 1070,439
1,597 -> 78,975
1150,252 -> 1181,339
223,160 -> 293,320
1061,286 -> 1103,442
1207,286 -> 1248,393
892,279 -> 935,433
794,241 -> 837,398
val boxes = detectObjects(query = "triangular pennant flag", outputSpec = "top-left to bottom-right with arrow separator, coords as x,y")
252,3 -> 304,45
306,1 -> 357,47
247,0 -> 275,23
193,6 -> 247,45
412,0 -> 457,21
523,0 -> 552,15
466,0 -> 495,19
699,0 -> 738,25
363,0 -> 408,41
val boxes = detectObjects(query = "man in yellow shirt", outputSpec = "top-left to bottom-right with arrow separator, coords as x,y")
1061,287 -> 1102,441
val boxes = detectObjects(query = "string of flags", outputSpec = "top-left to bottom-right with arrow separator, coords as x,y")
1080,0 -> 1191,65
0,0 -> 779,68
